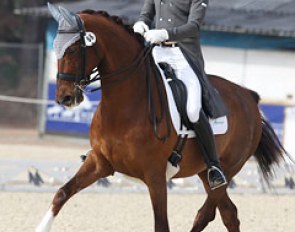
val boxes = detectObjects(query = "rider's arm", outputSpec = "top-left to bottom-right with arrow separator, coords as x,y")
167,0 -> 208,41
138,0 -> 156,27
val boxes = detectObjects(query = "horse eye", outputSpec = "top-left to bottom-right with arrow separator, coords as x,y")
66,47 -> 77,55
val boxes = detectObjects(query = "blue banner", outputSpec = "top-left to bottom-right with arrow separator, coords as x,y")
45,85 -> 285,139
45,83 -> 100,135
260,104 -> 285,142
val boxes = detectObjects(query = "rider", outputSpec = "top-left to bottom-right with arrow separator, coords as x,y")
133,0 -> 227,190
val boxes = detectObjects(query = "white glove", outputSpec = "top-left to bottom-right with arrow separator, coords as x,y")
144,29 -> 169,44
133,21 -> 149,36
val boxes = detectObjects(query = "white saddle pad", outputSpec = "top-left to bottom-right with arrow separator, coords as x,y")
158,67 -> 228,138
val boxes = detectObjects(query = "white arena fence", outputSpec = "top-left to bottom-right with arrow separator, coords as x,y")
0,95 -> 55,105
0,159 -> 294,194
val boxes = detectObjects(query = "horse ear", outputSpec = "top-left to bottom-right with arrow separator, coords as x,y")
58,6 -> 79,29
47,2 -> 61,22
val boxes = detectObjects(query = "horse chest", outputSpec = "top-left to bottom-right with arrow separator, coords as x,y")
98,138 -> 144,176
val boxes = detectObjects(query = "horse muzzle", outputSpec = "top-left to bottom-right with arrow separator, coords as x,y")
56,89 -> 84,107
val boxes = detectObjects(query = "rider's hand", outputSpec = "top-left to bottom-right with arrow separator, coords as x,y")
133,21 -> 149,36
144,29 -> 169,44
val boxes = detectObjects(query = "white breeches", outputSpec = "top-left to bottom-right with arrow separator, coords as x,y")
152,46 -> 202,123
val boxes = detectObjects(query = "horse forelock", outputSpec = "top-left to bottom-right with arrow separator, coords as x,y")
78,9 -> 145,46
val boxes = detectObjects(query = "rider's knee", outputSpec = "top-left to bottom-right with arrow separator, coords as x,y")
187,106 -> 201,123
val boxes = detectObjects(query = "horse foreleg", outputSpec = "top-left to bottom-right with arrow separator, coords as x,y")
217,192 -> 240,232
36,150 -> 113,232
145,172 -> 170,232
191,196 -> 217,232
191,171 -> 227,232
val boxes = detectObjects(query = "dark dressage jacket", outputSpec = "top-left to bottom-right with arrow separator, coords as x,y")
139,0 -> 227,118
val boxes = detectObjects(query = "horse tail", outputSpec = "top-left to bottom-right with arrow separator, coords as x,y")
253,117 -> 289,183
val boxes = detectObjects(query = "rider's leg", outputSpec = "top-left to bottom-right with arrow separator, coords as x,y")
192,109 -> 227,190
152,46 -> 227,190
174,51 -> 227,190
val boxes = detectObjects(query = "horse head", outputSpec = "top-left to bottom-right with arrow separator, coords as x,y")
48,3 -> 100,107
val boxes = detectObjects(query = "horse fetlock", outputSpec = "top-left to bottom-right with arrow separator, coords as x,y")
225,220 -> 240,232
222,214 -> 240,232
52,188 -> 68,216
192,208 -> 216,232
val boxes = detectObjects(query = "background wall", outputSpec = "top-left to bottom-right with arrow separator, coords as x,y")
203,46 -> 295,101
203,45 -> 295,160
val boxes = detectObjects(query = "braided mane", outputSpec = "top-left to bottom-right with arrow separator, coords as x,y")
79,9 -> 145,45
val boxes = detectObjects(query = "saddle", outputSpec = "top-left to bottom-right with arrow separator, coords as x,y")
156,61 -> 228,169
157,62 -> 228,137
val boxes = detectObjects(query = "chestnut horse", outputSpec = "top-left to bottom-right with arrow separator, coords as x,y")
37,6 -> 287,232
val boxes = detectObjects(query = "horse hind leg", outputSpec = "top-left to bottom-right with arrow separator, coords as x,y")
190,171 -> 227,232
217,192 -> 240,232
36,150 -> 113,232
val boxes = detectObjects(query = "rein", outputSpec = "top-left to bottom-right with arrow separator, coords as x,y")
56,15 -> 171,141
85,43 -> 155,92
146,56 -> 171,141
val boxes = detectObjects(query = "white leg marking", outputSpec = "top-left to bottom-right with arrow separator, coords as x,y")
166,161 -> 179,180
36,205 -> 54,232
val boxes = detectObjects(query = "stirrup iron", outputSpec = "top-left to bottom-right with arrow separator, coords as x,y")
207,166 -> 227,190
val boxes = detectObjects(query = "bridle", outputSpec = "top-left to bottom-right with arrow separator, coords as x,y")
56,15 -> 154,93
56,15 -> 91,88
56,15 -> 171,141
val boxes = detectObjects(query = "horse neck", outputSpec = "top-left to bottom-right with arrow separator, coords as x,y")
92,19 -> 149,114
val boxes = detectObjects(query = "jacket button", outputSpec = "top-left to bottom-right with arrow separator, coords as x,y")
161,1 -> 164,5
159,18 -> 163,21
168,18 -> 172,22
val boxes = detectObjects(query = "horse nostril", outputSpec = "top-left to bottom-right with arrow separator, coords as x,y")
61,95 -> 73,105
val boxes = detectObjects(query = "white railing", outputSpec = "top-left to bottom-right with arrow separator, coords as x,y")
1,159 -> 294,194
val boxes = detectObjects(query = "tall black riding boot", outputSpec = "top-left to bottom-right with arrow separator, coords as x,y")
193,109 -> 227,190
